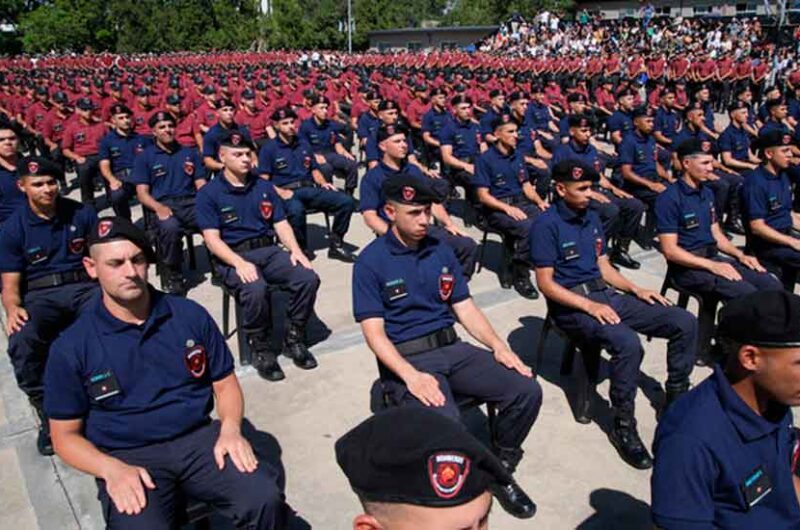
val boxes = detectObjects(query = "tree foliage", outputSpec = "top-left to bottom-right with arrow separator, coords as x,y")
5,0 -> 575,53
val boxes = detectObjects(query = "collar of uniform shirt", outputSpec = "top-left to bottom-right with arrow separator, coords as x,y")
555,199 -> 590,224
94,287 -> 171,335
385,228 -> 438,256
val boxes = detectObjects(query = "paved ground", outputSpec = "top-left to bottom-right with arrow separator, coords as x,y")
0,118 -> 752,529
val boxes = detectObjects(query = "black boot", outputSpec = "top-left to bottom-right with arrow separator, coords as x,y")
512,263 -> 539,300
328,234 -> 357,263
723,195 -> 746,235
282,323 -> 318,370
248,333 -> 285,382
609,416 -> 653,470
32,400 -> 54,456
489,448 -> 537,519
658,382 -> 690,420
610,238 -> 641,270
161,267 -> 186,296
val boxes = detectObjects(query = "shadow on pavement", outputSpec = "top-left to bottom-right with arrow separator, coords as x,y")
576,488 -> 651,530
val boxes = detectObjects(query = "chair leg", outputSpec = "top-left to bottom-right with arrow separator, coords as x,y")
533,317 -> 551,378
476,230 -> 489,274
677,292 -> 690,309
222,292 -> 231,337
560,342 -> 576,376
696,298 -> 718,365
486,403 -> 498,450
234,300 -> 252,366
575,346 -> 601,425
324,213 -> 331,234
185,234 -> 196,270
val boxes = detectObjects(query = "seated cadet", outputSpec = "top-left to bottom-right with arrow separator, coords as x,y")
44,217 -> 285,529
0,120 -> 25,226
0,157 -> 99,456
298,95 -> 358,195
740,130 -> 800,288
474,113 -> 548,299
552,114 -> 645,270
672,102 -> 746,235
652,290 -> 800,530
356,90 -> 382,148
420,87 -> 450,164
61,97 -> 107,209
98,104 -> 149,220
352,173 -> 541,519
606,88 -> 636,147
656,139 -> 781,302
336,407 -> 522,529
258,106 -> 357,262
531,160 -> 697,470
202,98 -> 255,174
131,111 -> 207,295
366,99 -> 436,177
197,129 -> 320,381
360,123 -> 478,278
719,100 -> 761,173
653,85 -> 681,150
479,89 -> 507,145
439,94 -> 483,190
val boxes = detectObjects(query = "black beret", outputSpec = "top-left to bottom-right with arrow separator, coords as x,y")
661,85 -> 677,97
490,112 -> 514,131
75,97 -> 95,111
87,216 -> 157,263
165,94 -> 182,106
135,86 -> 150,97
108,103 -> 132,116
568,114 -> 592,128
508,90 -> 528,103
675,138 -> 714,159
309,95 -> 329,106
718,290 -> 800,347
451,94 -> 472,107
270,106 -> 297,122
764,98 -> 787,111
365,89 -> 381,101
617,88 -> 637,99
35,86 -> 48,96
148,110 -> 176,128
17,156 -> 63,180
217,129 -> 255,150
757,129 -> 794,150
376,123 -> 408,142
109,82 -> 122,91
382,172 -> 445,206
201,84 -> 216,95
631,106 -> 654,119
271,78 -> 282,87
414,84 -> 428,92
255,80 -> 267,91
52,91 -> 69,104
240,88 -> 255,100
489,89 -> 504,99
727,100 -> 749,113
378,99 -> 398,111
335,407 -> 511,507
529,84 -> 544,94
216,98 -> 235,109
694,83 -> 709,93
430,87 -> 447,97
566,92 -> 587,104
552,160 -> 600,183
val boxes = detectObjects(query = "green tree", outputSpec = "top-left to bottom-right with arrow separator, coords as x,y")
19,0 -> 113,52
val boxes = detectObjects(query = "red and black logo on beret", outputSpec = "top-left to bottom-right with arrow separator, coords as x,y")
27,161 -> 39,175
402,186 -> 415,202
784,135 -> 792,145
428,452 -> 471,500
184,343 -> 207,378
231,133 -> 241,146
572,166 -> 584,180
97,219 -> 113,238
701,141 -> 712,153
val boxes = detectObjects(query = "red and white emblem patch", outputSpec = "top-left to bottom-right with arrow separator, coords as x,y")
231,133 -> 241,146
439,272 -> 454,301
69,237 -> 85,254
97,219 -> 113,237
594,160 -> 601,172
27,161 -> 39,175
701,141 -> 711,153
784,135 -> 792,145
572,166 -> 584,180
402,186 -> 415,202
595,237 -> 603,257
183,160 -> 195,175
303,156 -> 311,168
184,344 -> 207,378
260,200 -> 273,220
428,452 -> 471,500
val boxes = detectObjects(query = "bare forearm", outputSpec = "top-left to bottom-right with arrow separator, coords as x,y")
453,299 -> 504,351
274,221 -> 303,254
362,321 -> 418,382
52,430 -> 119,480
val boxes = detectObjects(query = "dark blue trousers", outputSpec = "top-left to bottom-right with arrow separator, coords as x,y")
284,187 -> 355,249
380,340 -> 542,450
428,224 -> 478,279
97,421 -> 283,530
8,281 -> 98,403
154,197 -> 197,269
590,191 -> 646,240
217,245 -> 320,335
484,197 -> 541,264
551,289 -> 697,417
317,152 -> 358,192
670,256 -> 782,301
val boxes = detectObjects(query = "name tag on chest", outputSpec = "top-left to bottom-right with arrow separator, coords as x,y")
384,279 -> 408,301
740,465 -> 773,509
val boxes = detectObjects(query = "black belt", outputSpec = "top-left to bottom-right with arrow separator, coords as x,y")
688,245 -> 717,258
394,327 -> 457,356
497,195 -> 523,205
26,269 -> 90,291
568,278 -> 608,297
281,180 -> 315,191
231,235 -> 275,253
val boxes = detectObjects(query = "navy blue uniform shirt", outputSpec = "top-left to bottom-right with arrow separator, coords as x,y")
360,161 -> 425,223
356,111 -> 380,140
0,198 -> 97,281
479,106 -> 507,136
530,200 -> 606,288
525,101 -> 551,131
130,142 -> 206,201
655,106 -> 681,143
202,123 -> 253,160
298,117 -> 342,154
99,129 -> 149,174
551,140 -> 604,173
741,165 -> 793,232
718,124 -> 752,162
439,118 -> 481,161
421,107 -> 451,141
196,172 -> 286,246
673,126 -> 717,155
257,135 -> 318,187
619,131 -> 658,180
353,230 -> 469,344
607,110 -> 634,139
652,367 -> 800,529
655,179 -> 717,251
365,129 -> 416,163
0,165 -> 25,225
473,145 -> 528,199
43,291 -> 234,450
759,119 -> 792,138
